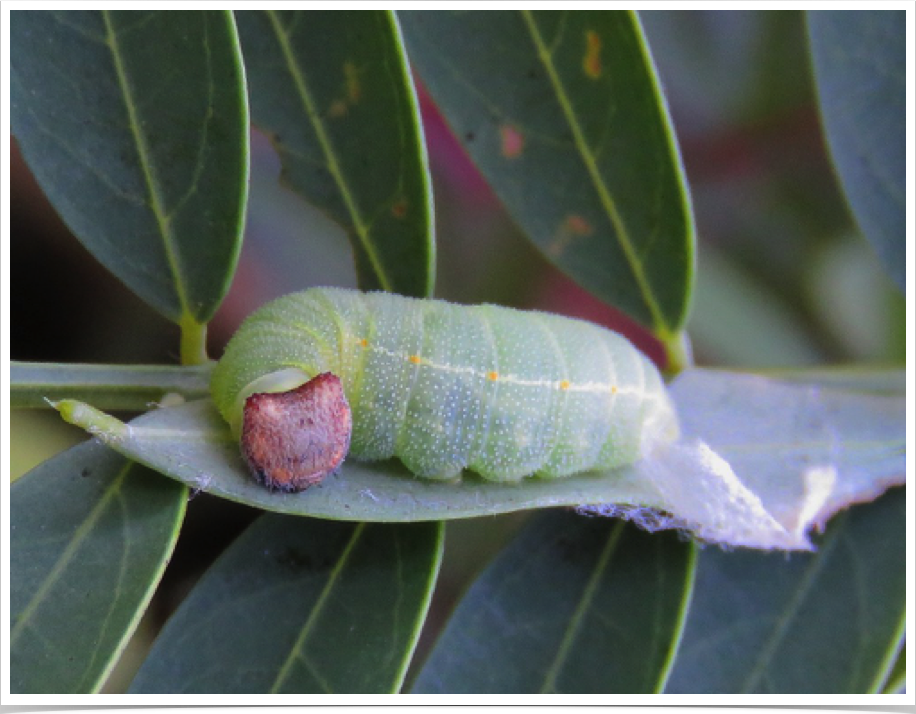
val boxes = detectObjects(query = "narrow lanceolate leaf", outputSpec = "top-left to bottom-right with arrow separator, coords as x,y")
130,516 -> 443,693
10,442 -> 186,693
400,10 -> 695,338
808,11 -> 905,292
664,488 -> 906,693
235,10 -> 435,297
51,368 -> 904,552
412,512 -> 695,693
10,11 -> 249,339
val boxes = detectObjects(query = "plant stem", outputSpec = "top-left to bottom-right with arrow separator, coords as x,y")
11,361 -> 213,411
662,331 -> 693,376
180,316 -> 209,366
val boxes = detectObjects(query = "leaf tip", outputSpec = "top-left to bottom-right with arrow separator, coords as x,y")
53,399 -> 129,442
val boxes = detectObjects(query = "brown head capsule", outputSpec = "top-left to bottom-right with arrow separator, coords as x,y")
240,372 -> 351,492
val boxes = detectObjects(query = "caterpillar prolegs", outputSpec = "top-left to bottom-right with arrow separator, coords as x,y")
210,287 -> 679,492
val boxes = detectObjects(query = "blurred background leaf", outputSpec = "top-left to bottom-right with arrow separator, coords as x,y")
641,10 -> 903,368
10,11 -> 249,348
11,442 -> 186,693
400,10 -> 695,345
130,517 -> 443,693
235,10 -> 435,298
688,247 -> 824,367
9,411 -> 86,483
807,10 -> 905,292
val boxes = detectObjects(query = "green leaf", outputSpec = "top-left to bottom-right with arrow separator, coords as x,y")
11,361 -> 213,410
51,396 -> 671,522
411,511 -> 695,693
882,643 -> 905,693
664,487 -> 906,693
10,441 -> 187,693
808,11 -> 905,292
130,516 -> 443,693
400,10 -> 695,341
51,367 -> 903,551
235,10 -> 434,297
10,11 -> 249,353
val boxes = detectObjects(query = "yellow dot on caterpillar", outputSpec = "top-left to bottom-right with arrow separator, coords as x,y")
559,380 -> 571,390
488,371 -> 499,381
359,338 -> 368,348
408,355 -> 422,365
611,385 -> 618,394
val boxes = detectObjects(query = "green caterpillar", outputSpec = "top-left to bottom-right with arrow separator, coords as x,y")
211,287 -> 679,491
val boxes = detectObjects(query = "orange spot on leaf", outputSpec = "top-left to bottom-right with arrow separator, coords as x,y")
488,371 -> 500,381
500,124 -> 524,159
344,61 -> 361,103
566,214 -> 594,235
329,62 -> 362,118
359,338 -> 368,348
583,30 -> 602,79
547,214 -> 595,258
408,354 -> 422,365
391,198 -> 408,219
328,99 -> 348,118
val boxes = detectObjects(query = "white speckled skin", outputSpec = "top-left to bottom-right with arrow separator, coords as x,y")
211,288 -> 679,481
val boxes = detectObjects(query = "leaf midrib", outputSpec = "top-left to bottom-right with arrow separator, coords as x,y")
739,520 -> 842,692
102,11 -> 194,323
539,521 -> 626,693
269,523 -> 366,693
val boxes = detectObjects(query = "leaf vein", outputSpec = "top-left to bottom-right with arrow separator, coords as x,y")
102,11 -> 194,322
269,524 -> 365,693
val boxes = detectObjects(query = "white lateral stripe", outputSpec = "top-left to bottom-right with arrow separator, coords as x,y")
355,338 -> 648,397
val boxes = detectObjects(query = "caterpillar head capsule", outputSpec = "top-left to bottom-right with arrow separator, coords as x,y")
240,372 -> 352,492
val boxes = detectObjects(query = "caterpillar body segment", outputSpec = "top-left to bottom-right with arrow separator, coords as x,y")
211,287 -> 679,488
